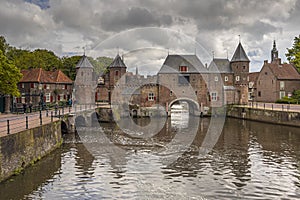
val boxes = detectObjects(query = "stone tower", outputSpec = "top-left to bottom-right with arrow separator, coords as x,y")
74,55 -> 96,105
271,40 -> 278,62
230,42 -> 250,104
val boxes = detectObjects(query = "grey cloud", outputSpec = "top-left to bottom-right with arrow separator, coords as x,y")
101,7 -> 173,31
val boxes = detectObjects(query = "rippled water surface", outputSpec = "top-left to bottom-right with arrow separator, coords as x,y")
1,117 -> 300,199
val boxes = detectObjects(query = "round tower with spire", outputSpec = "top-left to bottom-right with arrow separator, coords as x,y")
271,40 -> 279,63
230,41 -> 250,104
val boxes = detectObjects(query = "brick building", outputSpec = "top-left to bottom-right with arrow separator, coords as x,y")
17,68 -> 73,108
97,41 -> 250,115
256,41 -> 300,102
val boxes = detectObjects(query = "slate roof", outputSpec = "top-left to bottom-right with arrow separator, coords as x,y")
75,55 -> 94,69
231,42 -> 250,62
267,63 -> 300,80
209,58 -> 232,73
20,68 -> 73,84
158,55 -> 208,74
109,54 -> 127,68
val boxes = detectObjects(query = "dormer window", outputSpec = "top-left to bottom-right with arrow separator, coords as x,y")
179,66 -> 188,72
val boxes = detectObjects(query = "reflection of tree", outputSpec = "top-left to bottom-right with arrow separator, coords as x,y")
0,148 -> 61,199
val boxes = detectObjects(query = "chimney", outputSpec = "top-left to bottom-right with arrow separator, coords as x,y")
276,58 -> 281,65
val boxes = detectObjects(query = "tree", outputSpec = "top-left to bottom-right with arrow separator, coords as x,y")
0,36 -> 9,55
286,35 -> 300,72
61,55 -> 82,80
0,50 -> 22,96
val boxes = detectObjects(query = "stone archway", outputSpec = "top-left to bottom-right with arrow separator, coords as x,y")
169,98 -> 200,116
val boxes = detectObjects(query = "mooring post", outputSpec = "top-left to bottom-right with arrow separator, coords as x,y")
39,110 -> 42,125
26,116 -> 28,129
7,120 -> 10,134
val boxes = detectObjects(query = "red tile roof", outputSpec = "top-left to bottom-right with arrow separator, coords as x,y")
20,68 -> 72,84
268,63 -> 300,80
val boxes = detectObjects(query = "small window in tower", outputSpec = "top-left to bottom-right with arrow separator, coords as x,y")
258,91 -> 261,97
215,76 -> 218,82
115,70 -> 119,76
243,66 -> 246,70
236,76 -> 240,81
265,72 -> 268,75
170,90 -> 173,96
225,76 -> 228,82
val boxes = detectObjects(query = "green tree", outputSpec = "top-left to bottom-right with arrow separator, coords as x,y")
0,36 -> 9,54
286,35 -> 300,72
0,50 -> 22,96
89,56 -> 113,75
61,55 -> 82,80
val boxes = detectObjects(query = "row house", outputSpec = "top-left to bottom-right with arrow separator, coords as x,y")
17,68 -> 73,107
255,41 -> 300,102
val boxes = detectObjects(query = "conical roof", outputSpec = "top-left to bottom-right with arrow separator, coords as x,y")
231,42 -> 250,62
109,54 -> 127,68
76,55 -> 94,69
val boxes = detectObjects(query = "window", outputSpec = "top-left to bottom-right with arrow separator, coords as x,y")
21,93 -> 25,103
236,76 -> 240,81
225,76 -> 228,82
215,76 -> 218,81
115,70 -> 119,76
179,66 -> 188,72
170,90 -> 173,96
280,91 -> 286,99
195,91 -> 198,95
46,84 -> 50,89
258,91 -> 261,97
243,66 -> 246,70
280,81 -> 285,90
46,93 -> 51,103
148,92 -> 155,101
211,92 -> 217,101
21,83 -> 25,88
31,83 -> 34,88
265,72 -> 268,75
65,84 -> 68,90
178,75 -> 190,85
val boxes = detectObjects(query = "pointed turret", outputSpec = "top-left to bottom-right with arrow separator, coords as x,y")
109,54 -> 127,68
271,40 -> 278,62
231,42 -> 250,62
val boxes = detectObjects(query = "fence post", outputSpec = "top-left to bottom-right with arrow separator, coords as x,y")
62,107 -> 64,115
264,103 -> 265,110
46,109 -> 48,117
7,120 -> 10,134
282,105 -> 284,111
39,110 -> 42,125
69,106 -> 71,113
51,111 -> 53,122
26,116 -> 28,129
272,104 -> 273,110
55,107 -> 57,116
58,109 -> 61,119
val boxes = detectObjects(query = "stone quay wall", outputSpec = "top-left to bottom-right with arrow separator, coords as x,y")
227,106 -> 300,127
0,121 -> 62,182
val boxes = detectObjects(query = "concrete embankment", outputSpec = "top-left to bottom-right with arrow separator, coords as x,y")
0,121 -> 62,182
227,106 -> 300,127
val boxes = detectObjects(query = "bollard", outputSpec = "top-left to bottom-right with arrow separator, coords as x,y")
59,109 -> 61,119
46,109 -> 48,117
282,105 -> 284,111
264,103 -> 265,110
39,110 -> 42,125
272,104 -> 273,110
62,107 -> 64,115
7,120 -> 10,134
26,116 -> 28,129
51,111 -> 53,122
55,107 -> 57,116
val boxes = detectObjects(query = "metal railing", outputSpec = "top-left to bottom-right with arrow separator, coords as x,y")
0,104 -> 97,135
246,102 -> 300,112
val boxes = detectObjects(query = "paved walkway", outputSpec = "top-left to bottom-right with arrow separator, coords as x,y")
0,104 -> 108,137
242,102 -> 300,113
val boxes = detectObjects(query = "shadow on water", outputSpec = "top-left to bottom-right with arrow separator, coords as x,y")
0,148 -> 62,200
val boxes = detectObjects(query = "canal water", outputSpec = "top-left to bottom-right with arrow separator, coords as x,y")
1,116 -> 300,199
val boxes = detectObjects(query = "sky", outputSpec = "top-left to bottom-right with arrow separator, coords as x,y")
1,0 -> 300,74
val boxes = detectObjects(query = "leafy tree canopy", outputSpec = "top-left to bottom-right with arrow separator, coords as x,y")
286,35 -> 300,72
0,50 -> 22,96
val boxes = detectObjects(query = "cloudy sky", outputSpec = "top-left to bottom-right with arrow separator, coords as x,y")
1,0 -> 299,74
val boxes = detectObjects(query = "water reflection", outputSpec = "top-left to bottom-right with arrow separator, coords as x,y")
1,117 -> 300,199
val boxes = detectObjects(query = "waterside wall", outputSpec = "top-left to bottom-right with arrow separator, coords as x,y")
0,121 -> 62,182
227,106 -> 300,127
